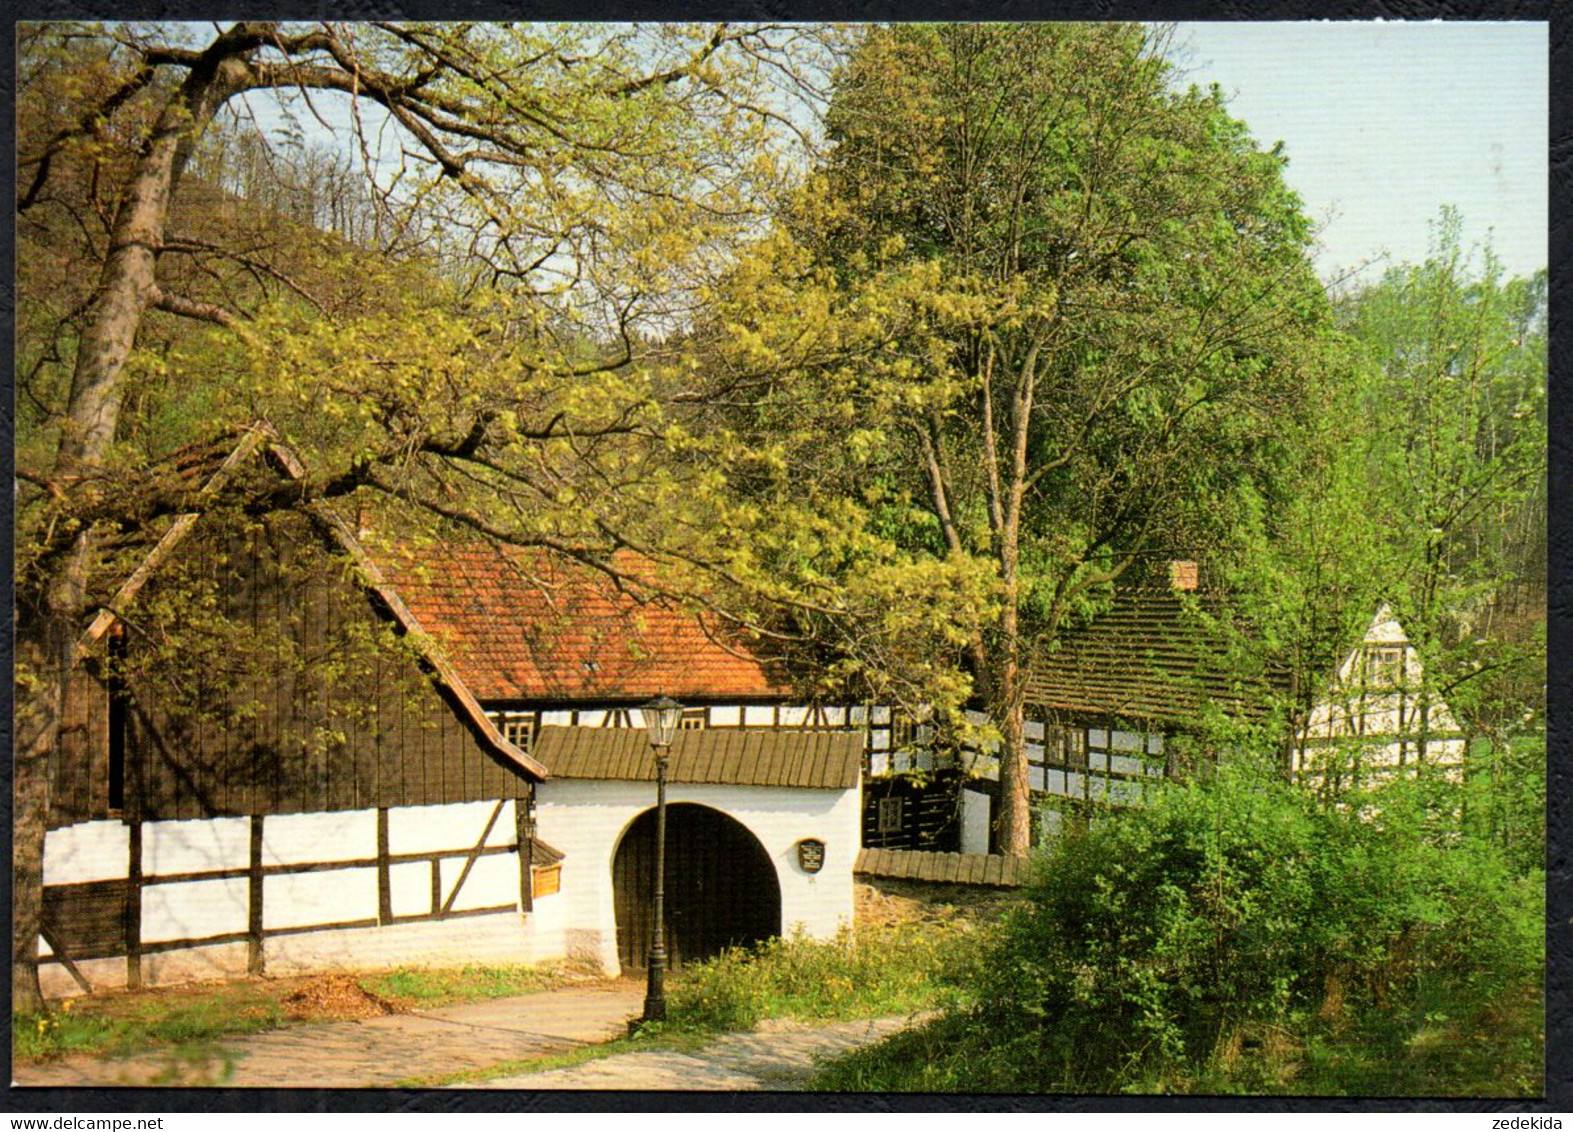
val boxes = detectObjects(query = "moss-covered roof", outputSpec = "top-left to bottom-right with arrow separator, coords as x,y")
1025,590 -> 1290,728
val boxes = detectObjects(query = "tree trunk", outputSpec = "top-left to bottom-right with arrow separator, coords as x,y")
12,651 -> 62,1013
12,47 -> 243,1009
995,680 -> 1032,857
11,541 -> 90,1012
992,577 -> 1032,856
57,55 -> 246,475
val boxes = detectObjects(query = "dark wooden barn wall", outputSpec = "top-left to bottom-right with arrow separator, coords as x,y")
860,770 -> 966,852
52,664 -> 113,827
53,514 -> 527,827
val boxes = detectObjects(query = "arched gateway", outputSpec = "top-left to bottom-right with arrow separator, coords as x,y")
612,803 -> 781,971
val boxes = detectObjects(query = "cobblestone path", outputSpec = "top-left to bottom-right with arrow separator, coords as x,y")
13,982 -> 918,1092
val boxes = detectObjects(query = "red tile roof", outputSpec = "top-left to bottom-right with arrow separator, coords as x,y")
381,542 -> 787,703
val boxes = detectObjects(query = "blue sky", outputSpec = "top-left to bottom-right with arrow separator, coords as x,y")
1171,21 -> 1548,285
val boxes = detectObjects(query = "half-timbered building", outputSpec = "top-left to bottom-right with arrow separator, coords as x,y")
996,564 -> 1466,841
37,425 -> 873,994
39,429 -> 559,998
382,541 -> 872,976
1288,603 -> 1467,786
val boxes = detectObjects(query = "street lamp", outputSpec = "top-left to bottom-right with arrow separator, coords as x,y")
640,694 -> 683,1024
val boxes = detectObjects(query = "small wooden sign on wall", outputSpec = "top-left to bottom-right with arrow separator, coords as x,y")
532,864 -> 561,897
796,838 -> 826,874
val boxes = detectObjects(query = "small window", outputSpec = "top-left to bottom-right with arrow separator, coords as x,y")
1069,728 -> 1092,771
1365,647 -> 1404,688
877,796 -> 904,834
679,708 -> 707,731
490,710 -> 537,752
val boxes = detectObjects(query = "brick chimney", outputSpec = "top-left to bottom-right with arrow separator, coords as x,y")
1169,559 -> 1198,592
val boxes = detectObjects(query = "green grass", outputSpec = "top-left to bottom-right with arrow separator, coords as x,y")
359,962 -> 566,1008
663,920 -> 982,1035
12,984 -> 287,1063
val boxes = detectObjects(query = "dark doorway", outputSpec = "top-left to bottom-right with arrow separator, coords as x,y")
613,803 -> 781,972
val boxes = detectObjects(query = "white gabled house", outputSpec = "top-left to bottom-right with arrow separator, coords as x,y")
1289,603 -> 1467,784
384,539 -> 871,976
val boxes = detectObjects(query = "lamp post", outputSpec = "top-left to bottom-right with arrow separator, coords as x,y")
639,695 -> 683,1025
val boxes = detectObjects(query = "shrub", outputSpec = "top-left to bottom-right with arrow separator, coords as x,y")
816,761 -> 1543,1094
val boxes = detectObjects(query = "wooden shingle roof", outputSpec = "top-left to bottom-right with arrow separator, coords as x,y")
854,848 -> 1029,887
1025,591 -> 1288,728
529,839 -> 566,867
383,544 -> 787,703
533,726 -> 863,790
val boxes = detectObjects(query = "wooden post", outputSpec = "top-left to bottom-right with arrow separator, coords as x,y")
376,808 -> 393,925
126,820 -> 143,990
41,927 -> 93,995
515,796 -> 534,913
247,814 -> 264,975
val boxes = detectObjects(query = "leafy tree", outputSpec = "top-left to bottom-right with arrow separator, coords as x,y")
1336,215 -> 1546,852
1213,213 -> 1544,858
694,24 -> 1333,852
12,19 -> 838,1012
1338,214 -> 1546,744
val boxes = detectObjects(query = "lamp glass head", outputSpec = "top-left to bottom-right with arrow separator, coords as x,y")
642,695 -> 683,749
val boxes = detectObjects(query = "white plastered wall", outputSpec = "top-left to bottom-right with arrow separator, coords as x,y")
531,779 -> 859,976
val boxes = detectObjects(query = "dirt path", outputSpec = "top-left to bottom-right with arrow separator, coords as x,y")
13,978 -> 918,1092
466,1014 -> 921,1091
12,980 -> 645,1089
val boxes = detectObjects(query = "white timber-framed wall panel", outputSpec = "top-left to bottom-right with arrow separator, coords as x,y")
143,816 -> 250,875
390,799 -> 518,855
961,789 -> 991,855
438,852 -> 519,913
37,796 -> 550,998
42,821 -> 129,885
141,876 -> 249,943
263,868 -> 380,931
262,809 -> 375,866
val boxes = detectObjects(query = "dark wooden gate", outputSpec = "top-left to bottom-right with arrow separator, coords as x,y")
613,803 -> 781,972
